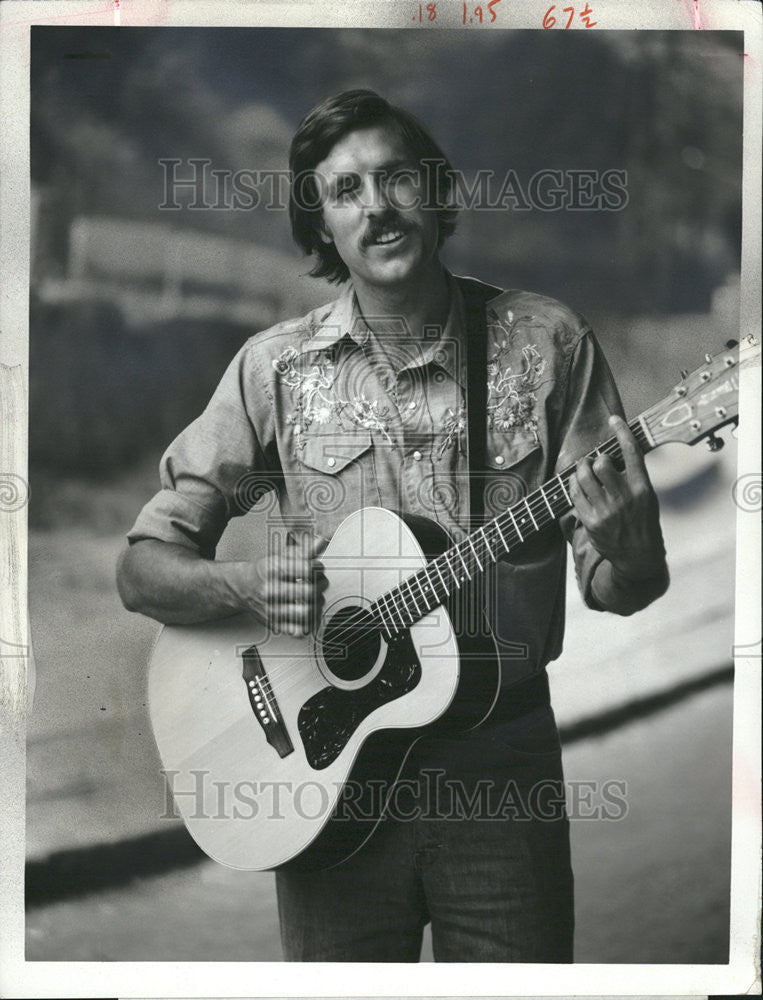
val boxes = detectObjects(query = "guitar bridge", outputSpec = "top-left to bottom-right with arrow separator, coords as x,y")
241,644 -> 293,758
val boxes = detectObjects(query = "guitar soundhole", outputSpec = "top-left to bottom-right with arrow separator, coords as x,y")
321,606 -> 382,682
299,629 -> 422,770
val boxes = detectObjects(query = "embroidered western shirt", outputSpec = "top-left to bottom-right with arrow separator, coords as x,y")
127,273 -> 626,692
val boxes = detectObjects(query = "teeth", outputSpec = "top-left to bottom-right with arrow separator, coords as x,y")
375,229 -> 403,245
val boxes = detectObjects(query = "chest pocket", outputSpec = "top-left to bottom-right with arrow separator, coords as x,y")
485,429 -> 562,565
484,429 -> 542,522
295,425 -> 378,535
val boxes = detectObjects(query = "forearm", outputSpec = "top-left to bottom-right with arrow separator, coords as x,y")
116,539 -> 263,626
590,555 -> 670,617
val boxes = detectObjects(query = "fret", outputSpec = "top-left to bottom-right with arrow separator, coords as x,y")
432,559 -> 450,596
540,485 -> 554,518
388,587 -> 412,626
466,536 -> 483,571
524,498 -> 539,531
443,551 -> 462,589
387,590 -> 407,628
557,474 -> 571,506
494,519 -> 510,553
636,415 -> 655,448
373,600 -> 394,640
401,588 -> 417,624
368,414 -> 657,644
478,526 -> 496,562
377,592 -> 398,632
455,545 -> 472,580
404,578 -> 422,617
508,507 -> 524,542
413,573 -> 430,610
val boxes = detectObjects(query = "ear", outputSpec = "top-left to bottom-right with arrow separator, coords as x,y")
318,219 -> 334,245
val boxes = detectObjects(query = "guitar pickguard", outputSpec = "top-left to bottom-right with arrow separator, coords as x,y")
298,631 -> 421,770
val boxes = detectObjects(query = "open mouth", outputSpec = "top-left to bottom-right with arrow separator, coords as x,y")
367,225 -> 408,248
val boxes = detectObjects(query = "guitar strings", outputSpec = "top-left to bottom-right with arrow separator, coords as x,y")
271,423 -> 643,667
255,423 -> 647,696
309,422 -> 644,648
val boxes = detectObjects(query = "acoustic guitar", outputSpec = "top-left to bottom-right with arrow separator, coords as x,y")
148,335 -> 757,870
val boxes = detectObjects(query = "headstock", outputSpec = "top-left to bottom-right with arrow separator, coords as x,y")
642,334 -> 759,450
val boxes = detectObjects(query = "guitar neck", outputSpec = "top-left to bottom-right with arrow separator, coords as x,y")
370,415 -> 655,635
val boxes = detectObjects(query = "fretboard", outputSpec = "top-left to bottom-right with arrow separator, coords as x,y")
370,416 -> 653,638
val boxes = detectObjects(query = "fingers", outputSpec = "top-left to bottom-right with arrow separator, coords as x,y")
271,554 -> 326,602
274,534 -> 328,576
291,532 -> 328,561
573,419 -> 643,511
263,535 -> 328,636
266,574 -> 325,634
264,583 -> 324,635
574,455 -> 606,505
571,451 -> 623,525
271,602 -> 318,635
609,414 -> 649,489
568,467 -> 594,521
590,453 -> 624,498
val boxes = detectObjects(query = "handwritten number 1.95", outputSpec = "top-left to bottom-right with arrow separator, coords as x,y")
463,0 -> 501,24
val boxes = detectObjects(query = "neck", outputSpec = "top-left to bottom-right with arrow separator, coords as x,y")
352,262 -> 450,342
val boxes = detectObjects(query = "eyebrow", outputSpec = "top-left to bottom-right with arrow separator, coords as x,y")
373,158 -> 412,174
329,159 -> 414,194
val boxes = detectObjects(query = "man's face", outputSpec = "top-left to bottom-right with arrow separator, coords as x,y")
313,124 -> 440,291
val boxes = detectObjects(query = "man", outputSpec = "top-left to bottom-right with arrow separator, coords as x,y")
117,89 -> 669,962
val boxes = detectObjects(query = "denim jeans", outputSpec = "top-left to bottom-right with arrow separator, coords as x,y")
276,701 -> 574,962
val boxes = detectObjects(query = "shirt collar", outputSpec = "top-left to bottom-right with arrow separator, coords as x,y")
298,284 -> 357,355
298,272 -> 467,388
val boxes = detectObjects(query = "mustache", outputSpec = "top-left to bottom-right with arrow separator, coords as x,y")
361,212 -> 414,249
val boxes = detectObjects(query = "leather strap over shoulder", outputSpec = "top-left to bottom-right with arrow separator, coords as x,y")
456,276 -> 502,527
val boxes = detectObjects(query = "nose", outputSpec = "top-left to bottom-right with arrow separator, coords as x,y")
363,172 -> 394,216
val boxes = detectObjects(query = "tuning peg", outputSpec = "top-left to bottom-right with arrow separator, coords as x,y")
706,433 -> 724,452
680,369 -> 689,379
726,339 -> 738,349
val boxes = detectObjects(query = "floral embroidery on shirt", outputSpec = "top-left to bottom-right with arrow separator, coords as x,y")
272,346 -> 394,451
438,402 -> 467,459
487,342 -> 546,442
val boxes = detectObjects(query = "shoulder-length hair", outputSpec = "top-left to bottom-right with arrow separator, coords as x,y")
288,89 -> 458,284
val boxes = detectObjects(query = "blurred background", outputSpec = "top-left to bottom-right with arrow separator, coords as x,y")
26,27 -> 742,962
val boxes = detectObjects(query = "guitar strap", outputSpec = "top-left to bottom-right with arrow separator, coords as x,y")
458,276 -> 502,529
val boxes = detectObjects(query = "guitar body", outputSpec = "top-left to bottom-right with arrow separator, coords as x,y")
148,507 -> 501,871
146,334 -> 756,871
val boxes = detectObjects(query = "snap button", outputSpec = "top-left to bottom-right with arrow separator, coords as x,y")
408,400 -> 417,410
412,450 -> 422,461
494,455 -> 505,466
326,457 -> 336,468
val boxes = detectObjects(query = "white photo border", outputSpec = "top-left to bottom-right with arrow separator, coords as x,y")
1,0 -> 760,996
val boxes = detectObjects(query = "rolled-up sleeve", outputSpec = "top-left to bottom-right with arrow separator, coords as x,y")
553,329 -> 626,611
127,341 -> 274,560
